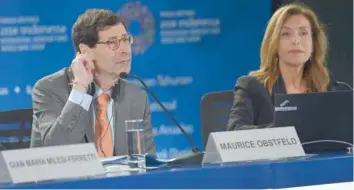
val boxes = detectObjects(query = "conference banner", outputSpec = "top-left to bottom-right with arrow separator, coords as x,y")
0,0 -> 271,158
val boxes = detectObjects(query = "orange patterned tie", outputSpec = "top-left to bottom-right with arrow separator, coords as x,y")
95,93 -> 113,157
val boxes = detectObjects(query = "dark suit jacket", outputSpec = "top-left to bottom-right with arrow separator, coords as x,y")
227,75 -> 339,131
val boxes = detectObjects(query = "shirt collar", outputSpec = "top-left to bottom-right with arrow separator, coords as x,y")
93,82 -> 113,99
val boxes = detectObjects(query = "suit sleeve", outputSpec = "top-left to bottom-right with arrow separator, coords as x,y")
227,86 -> 256,130
31,80 -> 93,147
227,76 -> 267,131
143,93 -> 156,156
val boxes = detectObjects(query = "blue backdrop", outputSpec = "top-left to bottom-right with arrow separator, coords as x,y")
0,0 -> 271,158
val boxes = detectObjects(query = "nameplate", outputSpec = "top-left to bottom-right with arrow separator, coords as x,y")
203,126 -> 305,163
0,143 -> 105,183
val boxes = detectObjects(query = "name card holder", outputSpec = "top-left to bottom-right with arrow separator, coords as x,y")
0,155 -> 12,184
0,143 -> 105,184
202,126 -> 306,164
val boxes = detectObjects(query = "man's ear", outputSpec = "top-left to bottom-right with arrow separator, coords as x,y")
78,43 -> 96,61
79,43 -> 91,54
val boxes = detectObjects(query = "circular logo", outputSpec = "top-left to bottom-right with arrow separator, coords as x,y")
118,2 -> 155,55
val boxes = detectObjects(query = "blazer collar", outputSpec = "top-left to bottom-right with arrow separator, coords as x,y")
272,75 -> 287,95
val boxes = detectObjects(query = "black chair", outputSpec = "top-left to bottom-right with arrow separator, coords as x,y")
0,108 -> 33,150
200,90 -> 234,150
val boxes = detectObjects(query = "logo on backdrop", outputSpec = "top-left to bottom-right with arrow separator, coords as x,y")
118,2 -> 155,55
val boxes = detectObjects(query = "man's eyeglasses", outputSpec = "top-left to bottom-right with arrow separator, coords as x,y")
97,35 -> 134,50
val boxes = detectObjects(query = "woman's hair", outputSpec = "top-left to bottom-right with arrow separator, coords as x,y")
249,3 -> 330,93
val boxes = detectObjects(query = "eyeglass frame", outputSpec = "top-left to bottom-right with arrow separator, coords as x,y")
96,34 -> 134,50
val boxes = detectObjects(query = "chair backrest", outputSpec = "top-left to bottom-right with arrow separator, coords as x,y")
0,108 -> 33,150
200,90 -> 234,150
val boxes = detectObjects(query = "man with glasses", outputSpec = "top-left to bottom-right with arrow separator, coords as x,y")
30,9 -> 155,157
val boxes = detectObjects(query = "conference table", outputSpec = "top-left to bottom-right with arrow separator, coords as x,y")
1,152 -> 353,189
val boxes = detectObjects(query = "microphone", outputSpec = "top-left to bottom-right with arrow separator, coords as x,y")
120,72 -> 202,155
329,71 -> 353,90
335,81 -> 353,90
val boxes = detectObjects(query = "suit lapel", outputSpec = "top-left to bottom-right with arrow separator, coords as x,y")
113,80 -> 131,155
274,76 -> 287,94
271,76 -> 287,105
85,105 -> 95,142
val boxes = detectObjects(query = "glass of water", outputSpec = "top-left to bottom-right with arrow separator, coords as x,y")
125,119 -> 146,170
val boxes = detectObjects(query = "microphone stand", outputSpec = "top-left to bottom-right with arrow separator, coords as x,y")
120,73 -> 204,165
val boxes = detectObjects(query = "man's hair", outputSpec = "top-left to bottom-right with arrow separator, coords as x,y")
71,9 -> 126,53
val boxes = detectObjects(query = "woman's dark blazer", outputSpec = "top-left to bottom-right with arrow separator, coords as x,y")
227,74 -> 339,131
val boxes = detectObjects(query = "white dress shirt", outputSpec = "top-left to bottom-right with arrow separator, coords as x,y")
68,84 -> 115,148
